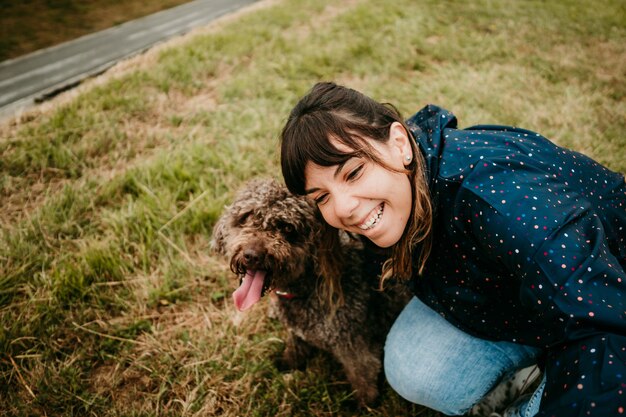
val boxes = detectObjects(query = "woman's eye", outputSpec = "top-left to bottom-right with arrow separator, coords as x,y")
346,165 -> 363,181
314,193 -> 329,205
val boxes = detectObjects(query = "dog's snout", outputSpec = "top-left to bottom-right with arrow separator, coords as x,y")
241,242 -> 266,269
243,248 -> 259,263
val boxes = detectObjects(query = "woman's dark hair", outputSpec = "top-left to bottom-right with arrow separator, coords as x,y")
280,82 -> 432,305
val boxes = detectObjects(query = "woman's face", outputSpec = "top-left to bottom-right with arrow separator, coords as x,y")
304,122 -> 413,248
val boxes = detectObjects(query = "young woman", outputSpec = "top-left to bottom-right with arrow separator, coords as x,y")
280,82 -> 626,417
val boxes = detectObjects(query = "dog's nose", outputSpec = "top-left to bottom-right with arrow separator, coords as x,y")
243,248 -> 260,265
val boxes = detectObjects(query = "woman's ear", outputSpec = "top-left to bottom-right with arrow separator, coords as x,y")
388,122 -> 413,166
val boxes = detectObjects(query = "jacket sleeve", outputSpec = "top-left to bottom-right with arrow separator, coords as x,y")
457,160 -> 626,417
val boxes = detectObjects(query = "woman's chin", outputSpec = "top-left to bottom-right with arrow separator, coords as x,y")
364,227 -> 398,248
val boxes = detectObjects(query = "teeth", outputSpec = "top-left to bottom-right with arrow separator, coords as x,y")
359,204 -> 384,230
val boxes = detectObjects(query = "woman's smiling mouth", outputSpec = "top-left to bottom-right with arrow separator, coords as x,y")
358,203 -> 384,230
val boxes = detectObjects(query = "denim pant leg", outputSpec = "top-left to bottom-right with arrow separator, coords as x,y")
384,297 -> 541,416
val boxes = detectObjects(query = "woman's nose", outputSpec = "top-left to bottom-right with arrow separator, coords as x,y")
333,192 -> 358,220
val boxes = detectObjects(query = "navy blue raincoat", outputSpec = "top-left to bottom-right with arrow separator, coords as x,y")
406,105 -> 626,417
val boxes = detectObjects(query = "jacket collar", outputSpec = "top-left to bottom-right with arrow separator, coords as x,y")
405,104 -> 457,193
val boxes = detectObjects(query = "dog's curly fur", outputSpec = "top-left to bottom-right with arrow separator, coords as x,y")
211,178 -> 411,406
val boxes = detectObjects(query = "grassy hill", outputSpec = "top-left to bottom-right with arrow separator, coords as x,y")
1,0 -> 624,415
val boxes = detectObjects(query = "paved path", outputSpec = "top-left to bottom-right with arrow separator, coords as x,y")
0,0 -> 258,119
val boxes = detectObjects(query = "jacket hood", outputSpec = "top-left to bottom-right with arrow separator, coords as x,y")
405,104 -> 457,191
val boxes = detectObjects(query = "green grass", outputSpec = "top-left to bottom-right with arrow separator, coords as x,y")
1,0 -> 625,415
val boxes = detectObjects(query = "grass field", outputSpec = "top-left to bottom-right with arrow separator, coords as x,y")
1,0 -> 625,415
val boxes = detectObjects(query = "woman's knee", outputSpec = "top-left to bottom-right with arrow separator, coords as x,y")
384,328 -> 479,415
383,299 -> 482,415
383,297 -> 540,415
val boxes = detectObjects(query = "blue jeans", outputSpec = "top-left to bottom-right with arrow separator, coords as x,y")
384,297 -> 545,416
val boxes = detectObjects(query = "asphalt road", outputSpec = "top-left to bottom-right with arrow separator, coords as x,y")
0,0 -> 258,120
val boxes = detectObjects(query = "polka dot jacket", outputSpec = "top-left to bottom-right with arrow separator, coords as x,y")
406,105 -> 626,417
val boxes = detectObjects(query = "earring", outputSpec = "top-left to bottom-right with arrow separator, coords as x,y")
405,155 -> 412,162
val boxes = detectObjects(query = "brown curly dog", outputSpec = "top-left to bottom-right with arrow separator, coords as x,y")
210,178 -> 411,407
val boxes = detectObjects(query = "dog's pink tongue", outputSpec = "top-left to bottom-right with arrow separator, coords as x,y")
232,270 -> 266,311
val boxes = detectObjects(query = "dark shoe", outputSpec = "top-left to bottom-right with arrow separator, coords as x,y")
469,365 -> 541,417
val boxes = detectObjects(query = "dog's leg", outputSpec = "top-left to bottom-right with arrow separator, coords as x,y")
334,342 -> 381,407
276,331 -> 315,371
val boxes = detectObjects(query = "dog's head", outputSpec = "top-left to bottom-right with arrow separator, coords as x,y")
210,178 -> 320,311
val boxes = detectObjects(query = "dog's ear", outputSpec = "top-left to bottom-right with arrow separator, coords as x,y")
296,196 -> 323,240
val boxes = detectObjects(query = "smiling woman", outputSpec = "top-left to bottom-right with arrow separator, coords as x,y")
281,82 -> 434,284
303,133 -> 413,249
280,81 -> 626,417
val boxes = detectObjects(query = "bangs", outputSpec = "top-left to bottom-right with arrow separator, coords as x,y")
280,82 -> 402,196
281,111 -> 366,195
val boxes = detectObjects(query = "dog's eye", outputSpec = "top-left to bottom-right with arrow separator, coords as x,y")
236,211 -> 252,224
277,222 -> 299,241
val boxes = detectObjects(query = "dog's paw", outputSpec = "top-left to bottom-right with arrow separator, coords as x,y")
273,354 -> 302,372
274,344 -> 311,372
354,385 -> 380,409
